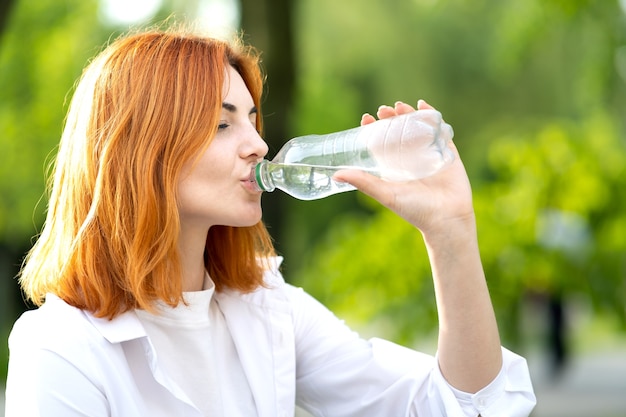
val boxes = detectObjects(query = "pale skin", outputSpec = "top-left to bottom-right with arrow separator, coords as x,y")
176,66 -> 268,292
334,100 -> 503,394
177,66 -> 502,394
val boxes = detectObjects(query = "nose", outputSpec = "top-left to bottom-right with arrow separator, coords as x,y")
244,125 -> 269,160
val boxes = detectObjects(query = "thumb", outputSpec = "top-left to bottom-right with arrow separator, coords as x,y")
333,169 -> 396,206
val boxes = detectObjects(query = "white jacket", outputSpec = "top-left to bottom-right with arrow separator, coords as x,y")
5,263 -> 536,417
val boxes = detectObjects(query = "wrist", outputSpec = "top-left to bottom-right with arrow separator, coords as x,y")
420,212 -> 478,249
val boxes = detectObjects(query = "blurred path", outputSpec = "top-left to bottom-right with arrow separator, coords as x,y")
529,349 -> 626,417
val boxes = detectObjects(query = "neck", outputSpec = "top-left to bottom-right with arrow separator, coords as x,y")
178,225 -> 210,292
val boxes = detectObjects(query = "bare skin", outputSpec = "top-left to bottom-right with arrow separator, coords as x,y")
177,66 -> 268,292
333,100 -> 502,393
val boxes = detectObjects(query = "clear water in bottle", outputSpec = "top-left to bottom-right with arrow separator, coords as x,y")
253,109 -> 454,200
256,163 -> 374,200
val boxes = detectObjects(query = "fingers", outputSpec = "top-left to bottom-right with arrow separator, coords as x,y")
376,105 -> 398,119
361,99 -> 437,126
360,113 -> 377,126
376,101 -> 416,119
417,99 -> 435,110
394,101 -> 416,114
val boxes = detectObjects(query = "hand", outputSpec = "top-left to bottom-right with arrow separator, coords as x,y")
333,100 -> 475,237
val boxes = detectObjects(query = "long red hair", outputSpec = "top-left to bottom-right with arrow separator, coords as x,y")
19,28 -> 275,318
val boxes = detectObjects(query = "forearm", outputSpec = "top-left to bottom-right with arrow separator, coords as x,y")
423,215 -> 502,393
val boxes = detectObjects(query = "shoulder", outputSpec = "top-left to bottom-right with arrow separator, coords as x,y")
8,294 -> 136,360
10,295 -> 93,347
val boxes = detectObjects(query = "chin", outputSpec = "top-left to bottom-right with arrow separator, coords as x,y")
231,209 -> 263,228
224,221 -> 261,229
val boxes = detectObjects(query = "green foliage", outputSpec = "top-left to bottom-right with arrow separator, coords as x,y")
290,0 -> 626,346
476,113 -> 626,341
0,0 -> 107,242
296,206 -> 437,344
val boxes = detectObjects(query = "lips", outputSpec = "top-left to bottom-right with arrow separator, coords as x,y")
241,173 -> 262,193
241,166 -> 262,191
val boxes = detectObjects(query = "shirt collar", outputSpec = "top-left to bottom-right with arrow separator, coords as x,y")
43,293 -> 148,344
85,308 -> 148,344
56,257 -> 284,346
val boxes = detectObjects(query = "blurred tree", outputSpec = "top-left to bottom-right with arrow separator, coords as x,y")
479,113 -> 626,343
239,0 -> 297,260
291,0 -> 626,355
0,0 -> 17,38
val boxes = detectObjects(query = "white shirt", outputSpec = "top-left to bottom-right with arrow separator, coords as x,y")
135,274 -> 256,416
5,258 -> 536,417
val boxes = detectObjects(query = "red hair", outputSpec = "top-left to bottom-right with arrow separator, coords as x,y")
19,28 -> 275,318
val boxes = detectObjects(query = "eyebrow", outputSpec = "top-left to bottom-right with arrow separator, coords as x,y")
222,102 -> 257,115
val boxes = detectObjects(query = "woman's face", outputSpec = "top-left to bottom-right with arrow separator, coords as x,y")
177,65 -> 268,231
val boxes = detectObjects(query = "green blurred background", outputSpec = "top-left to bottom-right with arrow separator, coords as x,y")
1,0 -> 625,415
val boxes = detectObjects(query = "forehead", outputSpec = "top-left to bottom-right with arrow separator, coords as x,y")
222,65 -> 253,105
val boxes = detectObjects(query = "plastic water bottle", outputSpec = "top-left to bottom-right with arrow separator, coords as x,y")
252,109 -> 454,200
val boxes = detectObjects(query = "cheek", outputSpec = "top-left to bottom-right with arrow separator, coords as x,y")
198,140 -> 234,174
178,156 -> 231,203
176,141 -> 237,200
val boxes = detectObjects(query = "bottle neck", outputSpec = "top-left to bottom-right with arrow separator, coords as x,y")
254,160 -> 276,192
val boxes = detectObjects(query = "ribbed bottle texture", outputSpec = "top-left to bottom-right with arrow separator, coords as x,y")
254,109 -> 454,200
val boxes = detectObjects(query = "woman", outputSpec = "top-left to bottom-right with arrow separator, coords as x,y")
5,27 -> 536,416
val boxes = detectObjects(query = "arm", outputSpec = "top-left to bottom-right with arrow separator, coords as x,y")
424,210 -> 502,392
333,100 -> 502,393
